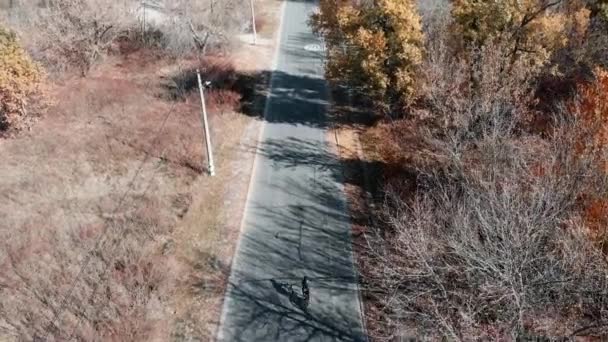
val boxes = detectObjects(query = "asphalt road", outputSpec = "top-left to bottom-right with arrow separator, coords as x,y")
217,1 -> 366,341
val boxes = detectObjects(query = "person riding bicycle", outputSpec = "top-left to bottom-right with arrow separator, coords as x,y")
302,276 -> 310,308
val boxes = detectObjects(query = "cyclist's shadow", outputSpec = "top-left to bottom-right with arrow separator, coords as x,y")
270,278 -> 310,313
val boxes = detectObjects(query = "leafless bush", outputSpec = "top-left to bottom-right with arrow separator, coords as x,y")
369,106 -> 608,341
417,0 -> 450,29
164,56 -> 238,101
363,22 -> 608,340
373,139 -> 608,339
417,33 -> 538,171
4,0 -> 134,75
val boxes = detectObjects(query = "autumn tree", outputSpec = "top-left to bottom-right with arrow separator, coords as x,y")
452,0 -> 591,72
311,0 -> 424,113
0,26 -> 41,131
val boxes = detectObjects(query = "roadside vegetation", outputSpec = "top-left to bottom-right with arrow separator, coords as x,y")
313,0 -> 608,339
0,0 -> 279,340
0,26 -> 42,132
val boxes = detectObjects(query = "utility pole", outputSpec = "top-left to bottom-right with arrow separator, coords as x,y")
196,69 -> 216,176
141,0 -> 146,43
250,0 -> 257,45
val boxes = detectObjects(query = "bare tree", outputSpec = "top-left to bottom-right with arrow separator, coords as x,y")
9,0 -> 135,75
155,0 -> 249,57
361,22 -> 608,340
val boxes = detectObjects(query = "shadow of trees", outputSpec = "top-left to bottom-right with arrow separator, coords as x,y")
216,0 -> 383,338
218,59 -> 371,342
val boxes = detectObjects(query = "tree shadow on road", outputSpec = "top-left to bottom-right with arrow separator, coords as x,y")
217,3 -> 378,337
219,122 -> 372,341
222,279 -> 363,341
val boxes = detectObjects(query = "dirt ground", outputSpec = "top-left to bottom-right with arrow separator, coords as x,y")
0,0 -> 283,340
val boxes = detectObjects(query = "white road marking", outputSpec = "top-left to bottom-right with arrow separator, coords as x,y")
304,43 -> 326,52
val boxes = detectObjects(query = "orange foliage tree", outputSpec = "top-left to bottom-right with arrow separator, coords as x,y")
0,26 -> 42,131
311,0 -> 424,113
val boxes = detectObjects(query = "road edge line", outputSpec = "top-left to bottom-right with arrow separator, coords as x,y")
215,1 -> 287,340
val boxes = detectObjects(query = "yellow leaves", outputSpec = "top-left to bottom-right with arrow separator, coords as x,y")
0,26 -> 42,130
311,0 -> 424,112
355,28 -> 386,52
534,14 -> 567,47
571,7 -> 592,38
311,0 -> 359,46
336,5 -> 361,31
380,0 -> 422,38
354,28 -> 388,91
453,0 -> 514,44
453,0 -> 591,71
589,0 -> 608,20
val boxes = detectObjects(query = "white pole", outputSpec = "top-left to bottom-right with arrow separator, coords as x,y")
250,0 -> 257,45
141,0 -> 146,43
196,69 -> 216,176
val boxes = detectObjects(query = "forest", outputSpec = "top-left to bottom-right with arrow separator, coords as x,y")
313,0 -> 608,339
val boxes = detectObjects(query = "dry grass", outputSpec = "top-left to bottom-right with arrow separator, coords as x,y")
0,0 -> 282,333
0,50 -> 203,340
0,49 -> 249,339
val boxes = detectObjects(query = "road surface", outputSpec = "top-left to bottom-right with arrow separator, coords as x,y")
217,0 -> 366,341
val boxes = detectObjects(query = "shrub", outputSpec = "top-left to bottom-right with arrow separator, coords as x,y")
0,26 -> 42,131
164,57 -> 237,101
205,89 -> 241,113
